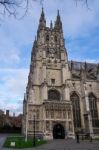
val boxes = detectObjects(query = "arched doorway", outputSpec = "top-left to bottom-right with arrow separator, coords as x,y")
53,124 -> 65,139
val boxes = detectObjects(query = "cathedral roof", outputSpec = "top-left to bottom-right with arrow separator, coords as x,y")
69,61 -> 98,80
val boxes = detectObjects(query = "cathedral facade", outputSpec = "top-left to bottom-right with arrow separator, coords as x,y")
23,9 -> 99,139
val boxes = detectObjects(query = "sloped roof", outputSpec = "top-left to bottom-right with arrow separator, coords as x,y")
69,61 -> 98,80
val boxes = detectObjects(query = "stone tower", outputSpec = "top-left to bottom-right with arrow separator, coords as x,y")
23,9 -> 74,139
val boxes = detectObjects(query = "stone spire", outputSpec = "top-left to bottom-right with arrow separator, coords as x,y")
38,7 -> 46,30
50,20 -> 53,29
54,10 -> 62,32
97,63 -> 99,81
71,60 -> 73,71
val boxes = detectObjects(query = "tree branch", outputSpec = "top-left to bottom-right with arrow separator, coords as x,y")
0,0 -> 90,19
75,0 -> 90,9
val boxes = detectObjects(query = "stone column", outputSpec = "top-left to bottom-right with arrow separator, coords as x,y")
42,65 -> 46,82
35,66 -> 40,85
50,121 -> 52,132
62,64 -> 67,84
28,88 -> 35,103
70,104 -> 75,138
41,80 -> 48,101
42,107 -> 46,133
63,80 -> 70,101
41,56 -> 48,101
84,84 -> 94,137
42,49 -> 46,82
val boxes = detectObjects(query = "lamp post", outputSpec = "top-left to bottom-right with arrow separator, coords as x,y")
33,115 -> 36,146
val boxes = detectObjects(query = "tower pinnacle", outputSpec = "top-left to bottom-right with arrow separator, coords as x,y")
38,7 -> 46,30
57,9 -> 61,22
40,7 -> 45,21
50,20 -> 53,29
54,9 -> 62,32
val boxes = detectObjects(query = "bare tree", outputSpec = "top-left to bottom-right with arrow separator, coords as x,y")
75,0 -> 89,8
0,0 -> 22,18
0,0 -> 39,19
0,0 -> 90,19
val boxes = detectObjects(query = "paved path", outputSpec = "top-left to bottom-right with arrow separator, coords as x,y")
35,139 -> 99,150
0,137 -> 99,150
0,134 -> 7,148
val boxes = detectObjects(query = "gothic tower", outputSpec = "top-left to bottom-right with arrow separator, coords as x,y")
23,9 -> 75,139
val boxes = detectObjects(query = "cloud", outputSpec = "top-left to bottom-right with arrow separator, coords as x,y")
0,30 -> 21,68
66,31 -> 99,62
0,69 -> 29,115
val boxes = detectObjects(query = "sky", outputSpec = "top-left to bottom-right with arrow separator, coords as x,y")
0,0 -> 99,116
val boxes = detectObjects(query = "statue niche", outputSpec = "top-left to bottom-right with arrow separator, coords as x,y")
48,89 -> 60,101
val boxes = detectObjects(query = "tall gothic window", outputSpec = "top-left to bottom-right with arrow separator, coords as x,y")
70,92 -> 81,129
89,93 -> 99,127
48,89 -> 60,101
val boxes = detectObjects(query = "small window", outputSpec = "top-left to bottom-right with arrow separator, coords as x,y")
46,35 -> 49,41
51,79 -> 55,84
55,36 -> 57,42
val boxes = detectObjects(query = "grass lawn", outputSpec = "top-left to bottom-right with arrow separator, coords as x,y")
93,137 -> 99,141
3,136 -> 46,148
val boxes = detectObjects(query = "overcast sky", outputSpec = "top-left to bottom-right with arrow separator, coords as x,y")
0,0 -> 99,116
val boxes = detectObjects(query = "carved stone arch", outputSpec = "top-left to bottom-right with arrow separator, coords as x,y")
70,91 -> 81,99
48,87 -> 61,95
70,91 -> 81,130
48,89 -> 61,101
88,92 -> 98,127
88,92 -> 97,99
53,123 -> 65,139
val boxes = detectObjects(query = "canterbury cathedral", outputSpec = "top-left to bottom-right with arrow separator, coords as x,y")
23,9 -> 99,139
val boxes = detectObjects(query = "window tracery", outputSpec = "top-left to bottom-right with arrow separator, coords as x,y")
89,93 -> 99,127
70,92 -> 81,129
48,89 -> 60,100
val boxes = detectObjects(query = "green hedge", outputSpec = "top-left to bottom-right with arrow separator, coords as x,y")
3,136 -> 46,148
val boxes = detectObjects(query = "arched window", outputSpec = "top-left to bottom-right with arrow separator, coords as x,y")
70,92 -> 81,129
48,89 -> 60,101
89,93 -> 98,127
